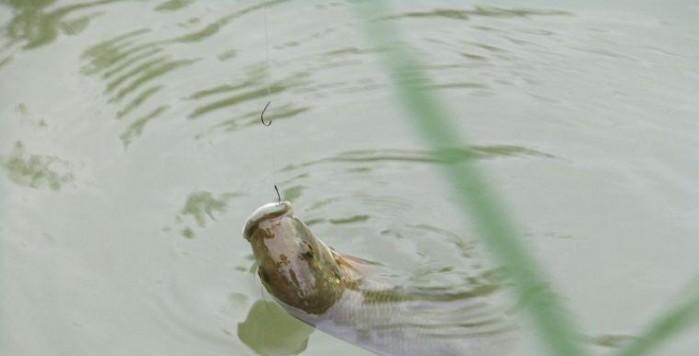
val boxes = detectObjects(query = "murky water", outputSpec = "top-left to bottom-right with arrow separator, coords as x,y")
1,1 -> 698,355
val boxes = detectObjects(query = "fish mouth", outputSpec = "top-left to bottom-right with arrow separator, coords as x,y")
243,201 -> 293,240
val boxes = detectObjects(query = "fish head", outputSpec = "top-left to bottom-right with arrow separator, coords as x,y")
243,201 -> 344,314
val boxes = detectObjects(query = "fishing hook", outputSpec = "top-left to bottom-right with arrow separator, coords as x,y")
261,101 -> 272,126
274,184 -> 281,203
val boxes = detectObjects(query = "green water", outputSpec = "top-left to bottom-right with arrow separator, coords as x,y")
1,1 -> 698,355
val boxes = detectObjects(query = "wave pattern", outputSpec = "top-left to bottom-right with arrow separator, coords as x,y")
3,0 -> 119,49
280,145 -> 556,172
77,0 -> 309,147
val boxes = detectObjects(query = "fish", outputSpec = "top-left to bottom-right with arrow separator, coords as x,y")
243,201 -> 517,356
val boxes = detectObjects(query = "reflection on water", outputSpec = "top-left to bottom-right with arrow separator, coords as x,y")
154,0 -> 194,12
179,191 -> 237,226
119,104 -> 168,146
280,145 -> 556,172
73,0 -> 308,146
80,27 -> 198,145
3,0 -> 118,49
174,191 -> 240,238
390,6 -> 570,21
328,214 -> 370,225
238,300 -> 314,356
0,141 -> 73,190
188,68 -> 310,132
588,333 -> 636,349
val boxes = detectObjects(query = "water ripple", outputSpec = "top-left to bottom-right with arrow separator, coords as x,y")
119,104 -> 168,147
75,0 -> 295,147
4,0 -> 120,49
280,145 -> 556,172
390,6 -> 570,21
188,73 -> 309,119
154,0 -> 195,12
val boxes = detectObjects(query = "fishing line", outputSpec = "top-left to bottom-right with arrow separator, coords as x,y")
261,2 -> 281,202
264,2 -> 271,99
261,2 -> 272,126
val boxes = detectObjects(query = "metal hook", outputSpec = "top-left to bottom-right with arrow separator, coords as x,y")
273,184 -> 281,203
261,101 -> 272,126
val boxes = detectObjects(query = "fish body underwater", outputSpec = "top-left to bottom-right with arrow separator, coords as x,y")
243,201 -> 516,356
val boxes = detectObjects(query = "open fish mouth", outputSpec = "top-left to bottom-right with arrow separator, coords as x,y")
242,201 -> 293,240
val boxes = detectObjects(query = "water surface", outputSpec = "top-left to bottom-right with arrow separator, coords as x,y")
1,1 -> 698,355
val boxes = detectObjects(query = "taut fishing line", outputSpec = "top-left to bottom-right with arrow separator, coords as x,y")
261,2 -> 281,203
253,4 -> 279,313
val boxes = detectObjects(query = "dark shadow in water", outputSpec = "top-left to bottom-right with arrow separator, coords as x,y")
238,300 -> 314,356
1,0 -> 121,49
